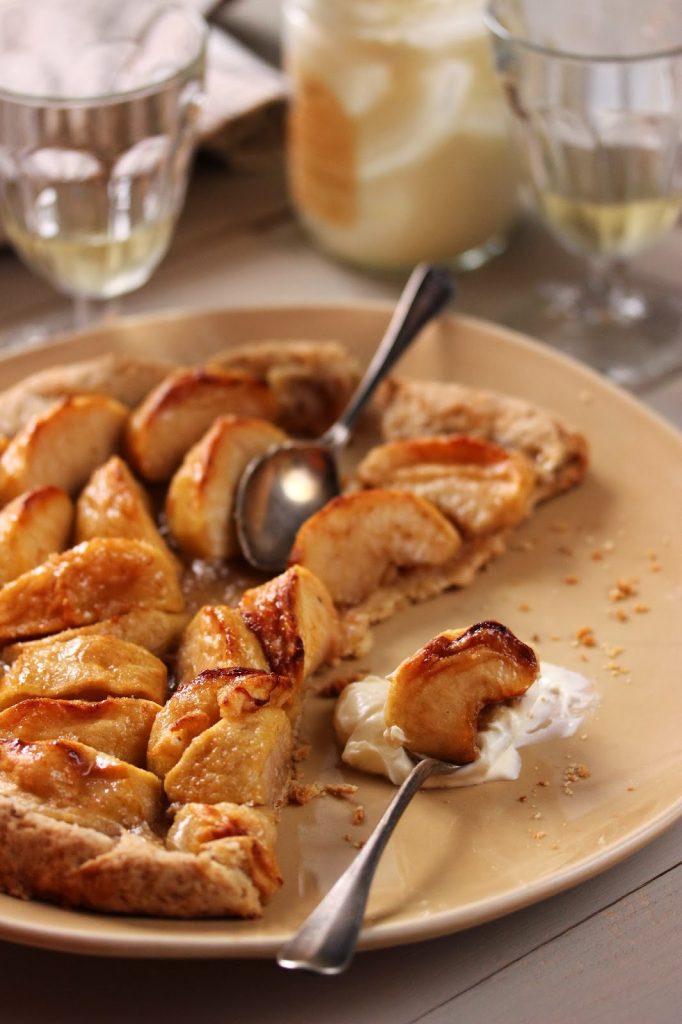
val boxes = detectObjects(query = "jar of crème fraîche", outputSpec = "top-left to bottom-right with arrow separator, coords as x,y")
283,0 -> 520,272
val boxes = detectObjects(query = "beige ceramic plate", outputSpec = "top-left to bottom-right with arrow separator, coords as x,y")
0,305 -> 680,959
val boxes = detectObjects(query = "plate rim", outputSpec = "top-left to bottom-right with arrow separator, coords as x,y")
0,300 -> 679,959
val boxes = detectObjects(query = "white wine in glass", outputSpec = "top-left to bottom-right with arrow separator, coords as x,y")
0,1 -> 206,334
486,0 -> 682,388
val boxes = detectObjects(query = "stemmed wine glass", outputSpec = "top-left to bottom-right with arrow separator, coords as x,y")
485,0 -> 682,388
0,0 -> 206,339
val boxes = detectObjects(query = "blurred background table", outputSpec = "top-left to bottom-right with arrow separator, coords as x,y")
0,2 -> 680,1021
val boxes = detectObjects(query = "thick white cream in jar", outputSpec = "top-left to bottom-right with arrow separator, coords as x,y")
284,0 -> 519,270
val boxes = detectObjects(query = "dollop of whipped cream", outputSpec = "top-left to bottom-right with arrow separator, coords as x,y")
334,662 -> 596,788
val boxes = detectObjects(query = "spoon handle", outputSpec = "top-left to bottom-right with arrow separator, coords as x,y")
277,756 -> 442,975
321,263 -> 456,449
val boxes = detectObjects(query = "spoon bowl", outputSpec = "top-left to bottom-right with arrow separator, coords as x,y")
235,263 -> 456,571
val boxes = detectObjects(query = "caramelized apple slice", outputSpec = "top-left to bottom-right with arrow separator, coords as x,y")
175,604 -> 268,686
163,708 -> 292,807
166,415 -> 287,560
385,621 -> 539,764
167,802 -> 282,903
0,354 -> 172,438
0,635 -> 168,711
0,486 -> 73,585
0,538 -> 184,643
76,456 -> 176,567
239,564 -> 339,685
147,668 -> 292,779
126,368 -> 276,481
0,697 -> 160,766
288,490 -> 461,607
0,395 -> 127,501
0,737 -> 164,834
356,436 -> 535,537
209,339 -> 360,436
377,376 -> 589,499
2,609 -> 188,663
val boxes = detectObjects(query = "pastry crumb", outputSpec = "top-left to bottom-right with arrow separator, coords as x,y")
633,602 -> 650,614
292,743 -> 312,763
518,601 -> 531,612
343,833 -> 366,849
316,672 -> 367,698
608,577 -> 639,602
564,574 -> 580,585
351,805 -> 366,826
324,783 -> 359,800
575,626 -> 596,648
530,830 -> 547,840
288,782 -> 323,805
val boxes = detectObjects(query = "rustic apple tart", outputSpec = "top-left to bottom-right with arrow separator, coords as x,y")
0,339 -> 588,918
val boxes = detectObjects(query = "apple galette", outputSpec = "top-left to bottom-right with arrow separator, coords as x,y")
0,339 -> 588,918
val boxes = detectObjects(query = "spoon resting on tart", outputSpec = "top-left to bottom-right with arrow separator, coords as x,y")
0,339 -> 589,919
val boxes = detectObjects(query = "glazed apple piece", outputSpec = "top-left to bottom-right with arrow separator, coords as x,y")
167,802 -> 282,904
288,489 -> 461,607
147,668 -> 293,779
239,564 -> 340,686
0,634 -> 168,711
0,353 -> 172,438
209,339 -> 360,436
0,395 -> 128,502
0,696 -> 161,767
76,456 -> 177,568
0,538 -> 184,644
0,486 -> 73,585
2,608 -> 188,664
162,706 -> 293,808
125,368 -> 276,482
385,621 -> 539,764
166,415 -> 287,561
0,737 -> 164,834
175,604 -> 269,687
356,435 -> 535,537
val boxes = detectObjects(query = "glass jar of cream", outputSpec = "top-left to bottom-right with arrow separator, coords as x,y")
283,0 -> 520,272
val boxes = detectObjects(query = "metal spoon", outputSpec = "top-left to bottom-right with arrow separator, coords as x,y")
277,751 -> 461,975
234,263 -> 456,572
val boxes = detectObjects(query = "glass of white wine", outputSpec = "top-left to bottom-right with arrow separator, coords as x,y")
0,0 -> 206,335
485,0 -> 682,388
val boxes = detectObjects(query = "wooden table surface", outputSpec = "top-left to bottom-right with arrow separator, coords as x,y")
0,5 -> 680,1021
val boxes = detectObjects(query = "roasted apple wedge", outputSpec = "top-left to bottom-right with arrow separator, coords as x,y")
385,621 -> 539,764
0,737 -> 164,834
356,436 -> 535,537
148,668 -> 293,779
209,340 -> 361,436
0,634 -> 168,710
0,395 -> 128,502
2,608 -> 188,664
288,489 -> 461,607
175,604 -> 268,686
163,706 -> 293,808
76,456 -> 177,567
377,377 -> 589,500
0,354 -> 172,438
167,802 -> 282,903
166,415 -> 287,560
0,486 -> 73,585
0,697 -> 161,767
239,564 -> 339,685
125,368 -> 276,482
0,538 -> 184,644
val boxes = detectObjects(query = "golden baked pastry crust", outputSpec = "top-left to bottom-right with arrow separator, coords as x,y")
0,339 -> 588,920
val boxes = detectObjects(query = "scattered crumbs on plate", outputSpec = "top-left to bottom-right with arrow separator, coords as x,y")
608,577 -> 639,602
288,781 -> 323,805
324,783 -> 359,800
612,608 -> 630,623
558,544 -> 574,556
530,830 -> 547,840
343,833 -> 366,849
562,763 -> 591,795
575,626 -> 596,648
351,805 -> 365,826
633,602 -> 651,614
564,574 -> 580,585
518,601 -> 531,612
